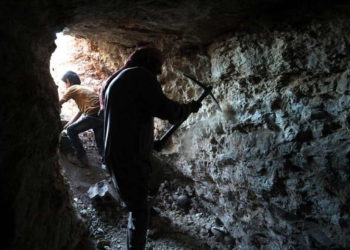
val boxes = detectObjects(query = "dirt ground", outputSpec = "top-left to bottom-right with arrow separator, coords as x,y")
58,134 -> 234,250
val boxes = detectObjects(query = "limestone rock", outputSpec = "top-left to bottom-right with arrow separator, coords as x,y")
88,179 -> 120,206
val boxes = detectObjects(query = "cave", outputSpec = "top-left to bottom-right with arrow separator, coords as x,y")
1,0 -> 350,249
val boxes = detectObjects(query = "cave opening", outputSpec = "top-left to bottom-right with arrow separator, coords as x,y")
50,32 -> 109,120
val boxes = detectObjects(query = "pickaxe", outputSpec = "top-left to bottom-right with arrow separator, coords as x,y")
154,73 -> 222,151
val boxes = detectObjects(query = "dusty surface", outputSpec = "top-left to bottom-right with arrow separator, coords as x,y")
58,134 -> 234,250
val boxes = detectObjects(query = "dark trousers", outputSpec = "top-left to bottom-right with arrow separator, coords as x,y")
109,159 -> 151,250
66,114 -> 104,158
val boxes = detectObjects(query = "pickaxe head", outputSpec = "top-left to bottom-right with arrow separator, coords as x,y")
183,73 -> 222,112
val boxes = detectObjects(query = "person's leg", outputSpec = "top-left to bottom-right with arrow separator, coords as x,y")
66,116 -> 93,158
127,208 -> 149,250
82,114 -> 104,157
92,125 -> 104,156
126,174 -> 150,250
111,160 -> 150,250
149,154 -> 164,197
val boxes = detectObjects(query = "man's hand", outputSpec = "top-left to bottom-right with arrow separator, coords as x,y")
61,111 -> 82,131
180,101 -> 202,122
59,99 -> 66,106
188,100 -> 202,113
153,139 -> 163,152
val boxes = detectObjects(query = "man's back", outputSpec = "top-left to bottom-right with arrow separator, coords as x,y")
62,85 -> 100,115
104,66 -> 187,161
104,67 -> 158,162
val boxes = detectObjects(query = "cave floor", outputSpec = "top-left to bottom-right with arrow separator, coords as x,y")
58,145 -> 231,250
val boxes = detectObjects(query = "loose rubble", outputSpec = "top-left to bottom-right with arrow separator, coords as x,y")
59,135 -> 238,249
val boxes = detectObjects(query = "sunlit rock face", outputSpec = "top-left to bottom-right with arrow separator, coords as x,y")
165,19 -> 350,249
1,0 -> 350,249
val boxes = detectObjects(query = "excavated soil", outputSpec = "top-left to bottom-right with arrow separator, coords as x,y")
58,132 -> 234,250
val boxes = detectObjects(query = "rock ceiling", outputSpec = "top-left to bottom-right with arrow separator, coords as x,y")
64,0 -> 346,48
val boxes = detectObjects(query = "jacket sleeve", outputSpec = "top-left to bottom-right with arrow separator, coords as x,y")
61,86 -> 76,102
138,69 -> 190,124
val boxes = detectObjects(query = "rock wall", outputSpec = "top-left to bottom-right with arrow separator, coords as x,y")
161,19 -> 350,249
0,1 -> 88,249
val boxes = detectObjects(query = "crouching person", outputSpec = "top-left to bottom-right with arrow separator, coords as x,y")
59,71 -> 104,167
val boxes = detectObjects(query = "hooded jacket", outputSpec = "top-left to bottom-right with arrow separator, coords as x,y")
104,66 -> 189,176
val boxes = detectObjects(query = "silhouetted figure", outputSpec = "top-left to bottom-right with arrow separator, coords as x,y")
59,71 -> 104,167
103,47 -> 201,249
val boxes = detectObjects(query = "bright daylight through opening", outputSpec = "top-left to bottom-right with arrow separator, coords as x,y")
50,32 -> 107,121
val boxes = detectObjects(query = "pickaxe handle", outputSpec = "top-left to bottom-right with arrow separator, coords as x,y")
153,86 -> 212,151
